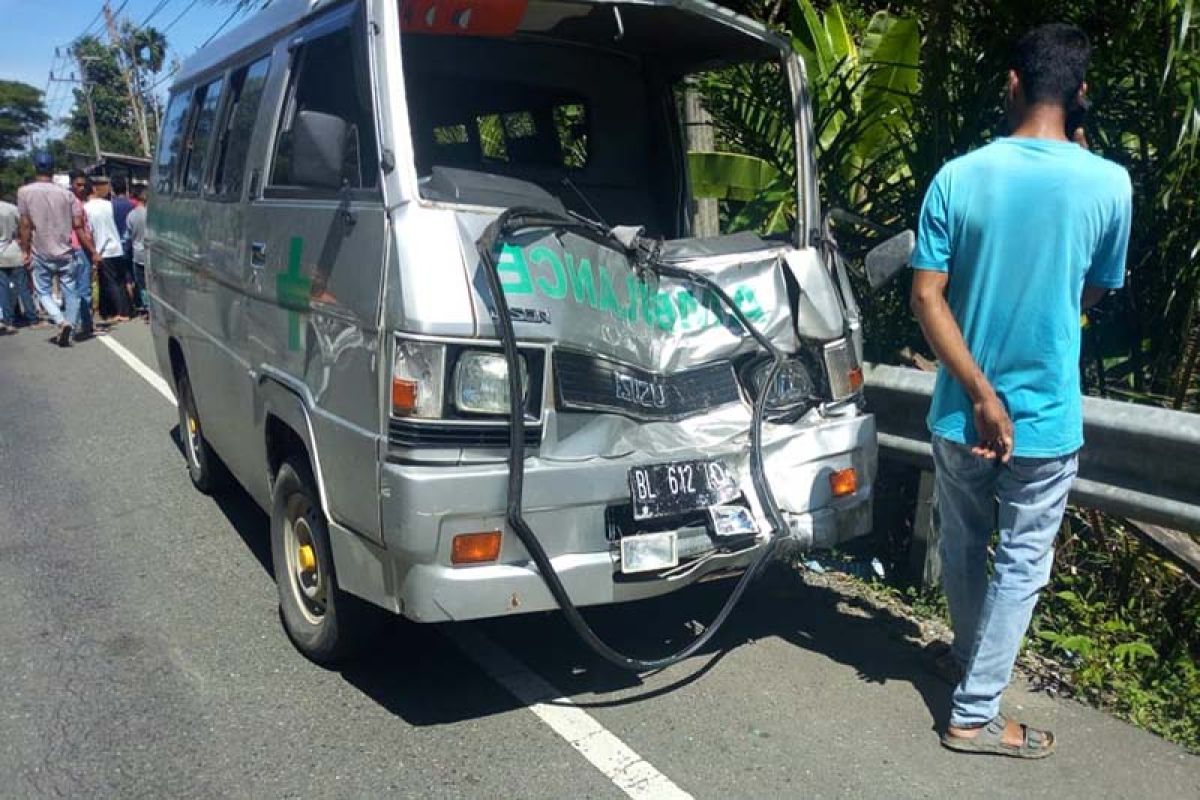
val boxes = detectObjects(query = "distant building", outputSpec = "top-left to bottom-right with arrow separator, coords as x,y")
67,151 -> 152,187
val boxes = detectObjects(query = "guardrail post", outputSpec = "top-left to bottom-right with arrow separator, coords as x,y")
909,470 -> 941,588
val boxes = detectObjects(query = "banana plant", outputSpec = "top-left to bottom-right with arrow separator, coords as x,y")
688,0 -> 921,234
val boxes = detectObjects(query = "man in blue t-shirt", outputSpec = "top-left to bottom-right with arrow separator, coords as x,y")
910,24 -> 1131,758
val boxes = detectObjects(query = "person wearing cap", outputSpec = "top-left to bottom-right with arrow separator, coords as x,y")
17,151 -> 96,346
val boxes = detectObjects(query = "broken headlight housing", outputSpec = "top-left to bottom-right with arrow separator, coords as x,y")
741,356 -> 818,418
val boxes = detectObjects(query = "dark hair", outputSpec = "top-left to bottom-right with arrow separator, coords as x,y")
84,178 -> 95,196
111,176 -> 128,194
68,169 -> 86,182
1012,24 -> 1091,108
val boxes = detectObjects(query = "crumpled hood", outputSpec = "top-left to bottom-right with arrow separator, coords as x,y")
449,210 -> 863,520
456,211 -> 799,370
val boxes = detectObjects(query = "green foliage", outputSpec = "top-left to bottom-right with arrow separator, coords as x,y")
0,81 -> 49,156
64,23 -> 170,159
1030,510 -> 1200,750
691,0 -> 920,246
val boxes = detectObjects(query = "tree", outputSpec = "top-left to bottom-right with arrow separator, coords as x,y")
0,81 -> 49,155
63,23 -> 171,159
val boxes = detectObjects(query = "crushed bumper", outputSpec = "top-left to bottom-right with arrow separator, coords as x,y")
381,411 -> 876,622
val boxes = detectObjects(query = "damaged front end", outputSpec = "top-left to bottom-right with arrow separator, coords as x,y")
381,1 -> 889,627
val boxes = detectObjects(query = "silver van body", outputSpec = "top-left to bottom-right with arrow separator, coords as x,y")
148,0 -> 876,625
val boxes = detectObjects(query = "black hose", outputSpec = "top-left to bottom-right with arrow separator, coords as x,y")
475,208 -> 790,672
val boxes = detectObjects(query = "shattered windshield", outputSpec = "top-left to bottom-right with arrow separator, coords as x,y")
399,1 -> 797,240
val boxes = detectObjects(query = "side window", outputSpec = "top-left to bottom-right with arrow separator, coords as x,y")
181,77 -> 225,193
154,91 -> 192,195
471,104 -> 586,168
269,25 -> 378,192
210,56 -> 271,198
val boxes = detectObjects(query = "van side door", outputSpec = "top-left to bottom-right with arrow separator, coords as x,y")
243,4 -> 388,542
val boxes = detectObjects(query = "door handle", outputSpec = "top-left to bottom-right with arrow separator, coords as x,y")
251,241 -> 266,269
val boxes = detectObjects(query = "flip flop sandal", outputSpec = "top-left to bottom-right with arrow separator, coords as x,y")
941,714 -> 1056,759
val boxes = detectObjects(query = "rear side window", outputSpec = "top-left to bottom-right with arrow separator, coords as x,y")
210,56 -> 271,198
269,25 -> 378,192
181,77 -> 225,193
415,82 -> 590,173
154,91 -> 191,194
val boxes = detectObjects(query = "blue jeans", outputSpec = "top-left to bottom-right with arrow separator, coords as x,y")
0,266 -> 39,323
932,436 -> 1078,727
73,248 -> 94,333
30,253 -> 79,328
0,266 -> 11,324
132,260 -> 147,310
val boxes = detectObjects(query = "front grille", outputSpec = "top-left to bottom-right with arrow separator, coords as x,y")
555,349 -> 741,421
388,418 -> 541,449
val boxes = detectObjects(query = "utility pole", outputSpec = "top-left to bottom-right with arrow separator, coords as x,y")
684,85 -> 720,238
103,1 -> 151,158
51,51 -> 103,163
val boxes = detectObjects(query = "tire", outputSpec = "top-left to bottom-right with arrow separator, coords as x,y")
176,371 -> 230,494
270,457 -> 379,665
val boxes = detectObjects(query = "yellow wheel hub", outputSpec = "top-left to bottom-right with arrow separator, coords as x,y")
187,416 -> 197,434
297,543 -> 317,573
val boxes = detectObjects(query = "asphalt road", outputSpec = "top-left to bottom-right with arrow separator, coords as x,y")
0,321 -> 1196,799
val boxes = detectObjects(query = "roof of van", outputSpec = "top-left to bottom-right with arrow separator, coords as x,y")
173,0 -> 787,89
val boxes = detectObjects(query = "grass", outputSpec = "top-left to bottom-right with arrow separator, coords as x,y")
843,464 -> 1200,752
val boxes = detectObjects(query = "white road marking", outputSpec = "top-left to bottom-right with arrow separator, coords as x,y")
100,331 -> 692,800
98,334 -> 176,405
446,626 -> 692,800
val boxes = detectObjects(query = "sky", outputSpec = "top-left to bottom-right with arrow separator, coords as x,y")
0,0 -> 256,141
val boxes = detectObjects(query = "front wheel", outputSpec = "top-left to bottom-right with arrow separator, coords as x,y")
270,458 -> 379,664
176,371 -> 229,494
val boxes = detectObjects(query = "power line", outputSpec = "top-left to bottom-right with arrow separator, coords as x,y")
76,1 -> 107,40
163,0 -> 203,34
200,3 -> 251,49
139,0 -> 173,27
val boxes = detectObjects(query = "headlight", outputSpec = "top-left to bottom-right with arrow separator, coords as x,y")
453,351 -> 529,415
748,357 -> 816,413
392,340 -> 446,418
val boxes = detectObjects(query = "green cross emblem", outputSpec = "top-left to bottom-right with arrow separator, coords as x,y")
275,237 -> 311,352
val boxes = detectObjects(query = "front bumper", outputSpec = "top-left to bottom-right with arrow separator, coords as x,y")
380,411 -> 876,622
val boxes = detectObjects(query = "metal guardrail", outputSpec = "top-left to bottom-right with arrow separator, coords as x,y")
864,363 -> 1200,538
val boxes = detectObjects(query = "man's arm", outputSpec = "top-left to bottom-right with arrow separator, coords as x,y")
910,270 -> 1013,461
17,214 -> 32,266
74,212 -> 97,263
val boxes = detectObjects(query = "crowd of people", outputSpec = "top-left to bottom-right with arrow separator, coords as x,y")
0,150 -> 149,344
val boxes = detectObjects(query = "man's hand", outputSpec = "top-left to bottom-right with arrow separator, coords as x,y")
912,269 -> 1016,461
972,393 -> 1014,462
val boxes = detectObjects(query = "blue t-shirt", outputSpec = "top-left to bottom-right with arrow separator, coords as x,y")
112,196 -> 135,247
912,137 -> 1132,458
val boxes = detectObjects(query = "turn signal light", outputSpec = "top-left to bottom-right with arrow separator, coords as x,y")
392,378 -> 419,414
829,468 -> 858,498
451,531 -> 502,565
847,367 -> 865,392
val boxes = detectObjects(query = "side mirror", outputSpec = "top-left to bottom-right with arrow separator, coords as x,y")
291,110 -> 350,189
865,230 -> 915,290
